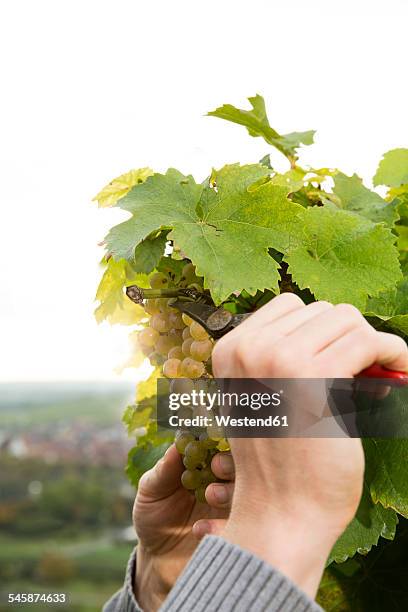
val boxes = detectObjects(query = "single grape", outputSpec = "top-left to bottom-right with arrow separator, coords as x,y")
207,424 -> 225,441
168,345 -> 184,360
175,431 -> 194,454
183,454 -> 201,470
163,358 -> 182,378
147,351 -> 164,366
156,335 -> 176,356
168,328 -> 183,345
182,313 -> 193,326
181,469 -> 202,490
149,272 -> 168,289
168,311 -> 184,330
180,357 -> 205,378
144,299 -> 159,315
170,378 -> 195,394
157,298 -> 172,314
138,327 -> 160,348
194,486 -> 207,504
190,339 -> 213,362
181,338 -> 194,357
184,440 -> 207,464
182,326 -> 191,341
189,321 -> 209,341
200,466 -> 217,484
150,313 -> 171,333
182,262 -> 196,281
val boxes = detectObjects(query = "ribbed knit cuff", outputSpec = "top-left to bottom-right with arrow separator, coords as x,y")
160,535 -> 323,612
102,547 -> 142,612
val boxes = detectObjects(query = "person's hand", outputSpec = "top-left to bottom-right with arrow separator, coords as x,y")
212,293 -> 408,598
133,444 -> 235,611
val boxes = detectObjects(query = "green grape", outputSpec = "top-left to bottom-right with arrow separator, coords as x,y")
175,431 -> 195,454
200,466 -> 217,484
194,486 -> 207,504
163,358 -> 181,378
181,469 -> 202,490
168,329 -> 183,345
207,424 -> 225,441
150,313 -> 171,333
190,339 -> 213,361
144,299 -> 159,315
149,272 -> 168,289
217,438 -> 230,452
182,313 -> 193,326
157,298 -> 172,314
183,454 -> 202,470
168,311 -> 184,330
198,432 -> 218,449
181,338 -> 194,357
156,335 -> 175,356
184,440 -> 207,464
141,344 -> 152,357
147,351 -> 165,366
189,321 -> 209,341
180,357 -> 205,378
138,327 -> 160,348
182,326 -> 191,341
168,345 -> 184,360
170,378 -> 195,394
182,262 -> 196,281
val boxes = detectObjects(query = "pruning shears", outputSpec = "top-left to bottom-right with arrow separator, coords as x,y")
126,286 -> 408,384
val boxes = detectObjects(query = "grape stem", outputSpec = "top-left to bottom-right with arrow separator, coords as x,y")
126,285 -> 203,305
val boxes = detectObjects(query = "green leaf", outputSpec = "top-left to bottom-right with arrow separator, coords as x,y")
333,172 -> 398,227
374,149 -> 408,187
93,167 -> 154,207
94,258 -> 148,325
329,483 -> 398,565
125,442 -> 171,487
284,207 -> 402,309
365,279 -> 408,336
133,231 -> 168,273
208,94 -> 315,161
364,439 -> 408,518
122,404 -> 152,434
106,164 -> 304,304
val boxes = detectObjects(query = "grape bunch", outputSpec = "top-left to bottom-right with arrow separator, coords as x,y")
137,263 -> 215,379
136,261 -> 230,500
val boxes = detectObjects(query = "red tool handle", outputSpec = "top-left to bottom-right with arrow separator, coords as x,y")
359,364 -> 408,384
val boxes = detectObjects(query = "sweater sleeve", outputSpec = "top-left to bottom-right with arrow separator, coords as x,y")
103,536 -> 324,612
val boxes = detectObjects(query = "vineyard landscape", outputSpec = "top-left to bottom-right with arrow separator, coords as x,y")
94,95 -> 408,610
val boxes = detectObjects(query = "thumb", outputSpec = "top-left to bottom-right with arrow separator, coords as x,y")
192,518 -> 228,540
138,444 -> 184,499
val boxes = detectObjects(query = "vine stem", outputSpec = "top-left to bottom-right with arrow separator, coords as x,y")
126,285 -> 203,305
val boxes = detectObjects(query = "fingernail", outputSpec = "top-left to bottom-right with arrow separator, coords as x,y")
218,454 -> 234,476
213,484 -> 228,503
192,521 -> 211,537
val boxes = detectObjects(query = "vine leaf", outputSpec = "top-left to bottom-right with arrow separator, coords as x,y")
365,279 -> 408,337
284,207 -> 402,309
328,482 -> 398,565
373,149 -> 408,188
106,164 -> 304,304
94,258 -> 148,325
93,167 -> 154,207
207,94 -> 315,162
333,172 -> 398,227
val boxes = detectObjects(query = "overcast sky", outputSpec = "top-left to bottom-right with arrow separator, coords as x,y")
1,0 -> 407,382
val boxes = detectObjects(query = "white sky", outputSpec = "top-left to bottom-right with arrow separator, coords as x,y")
1,0 -> 407,382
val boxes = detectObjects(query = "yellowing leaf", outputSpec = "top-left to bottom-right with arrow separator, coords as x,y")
136,367 -> 160,402
93,167 -> 154,207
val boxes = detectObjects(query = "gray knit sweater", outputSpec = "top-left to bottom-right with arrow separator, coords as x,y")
103,535 -> 324,612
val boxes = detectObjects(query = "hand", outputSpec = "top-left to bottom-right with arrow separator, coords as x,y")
133,444 -> 235,611
212,293 -> 408,598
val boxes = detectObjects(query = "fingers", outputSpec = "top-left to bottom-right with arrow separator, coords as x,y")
211,453 -> 235,481
316,326 -> 408,376
205,481 -> 235,508
138,444 -> 184,499
192,518 -> 228,540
